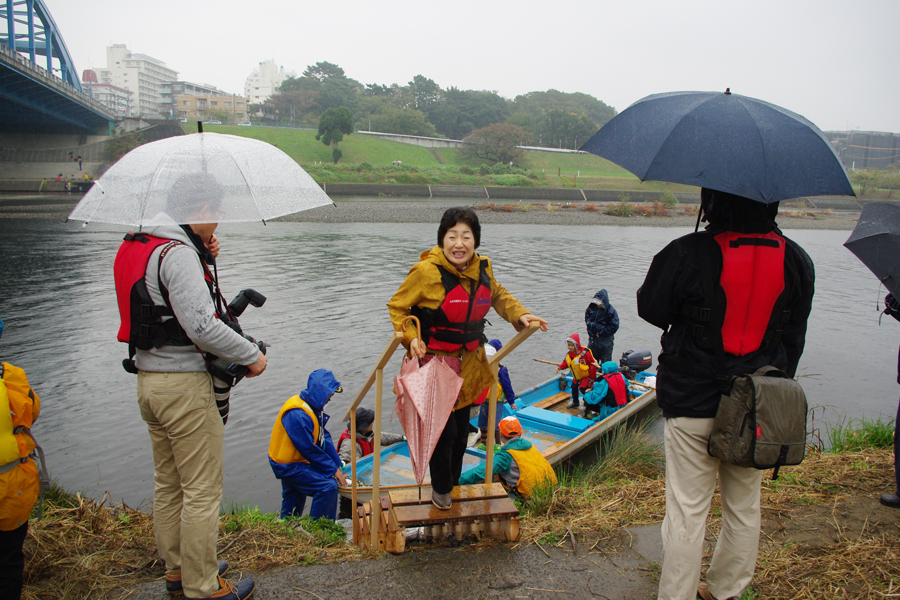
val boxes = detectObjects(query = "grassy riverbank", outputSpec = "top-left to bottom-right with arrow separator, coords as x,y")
21,419 -> 899,600
190,123 -> 695,193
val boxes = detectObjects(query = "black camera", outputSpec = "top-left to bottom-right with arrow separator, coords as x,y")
206,289 -> 267,424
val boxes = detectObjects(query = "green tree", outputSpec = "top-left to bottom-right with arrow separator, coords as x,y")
850,169 -> 880,196
406,75 -> 441,111
428,88 -> 510,139
105,128 -> 144,163
317,106 -> 354,147
303,61 -> 345,82
511,90 -> 616,131
368,106 -> 436,137
461,123 -> 530,164
537,109 -> 597,149
262,89 -> 318,125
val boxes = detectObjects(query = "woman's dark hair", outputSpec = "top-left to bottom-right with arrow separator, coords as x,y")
437,207 -> 481,248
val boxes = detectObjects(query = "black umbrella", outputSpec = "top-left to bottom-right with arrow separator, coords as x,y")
580,90 -> 854,205
844,203 -> 900,298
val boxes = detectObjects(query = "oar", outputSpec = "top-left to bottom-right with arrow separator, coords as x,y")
536,358 -> 656,390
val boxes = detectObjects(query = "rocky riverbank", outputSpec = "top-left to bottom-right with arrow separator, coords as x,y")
3,192 -> 860,229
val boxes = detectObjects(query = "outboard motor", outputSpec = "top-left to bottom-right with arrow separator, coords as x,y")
619,349 -> 652,380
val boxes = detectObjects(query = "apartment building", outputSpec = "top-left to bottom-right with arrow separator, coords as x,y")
244,59 -> 295,105
176,94 -> 248,123
97,44 -> 178,119
82,69 -> 134,117
161,81 -> 226,119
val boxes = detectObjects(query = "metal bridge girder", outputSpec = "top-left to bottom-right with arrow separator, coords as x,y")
1,0 -> 81,90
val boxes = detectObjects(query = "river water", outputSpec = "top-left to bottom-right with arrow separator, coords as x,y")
0,214 -> 896,512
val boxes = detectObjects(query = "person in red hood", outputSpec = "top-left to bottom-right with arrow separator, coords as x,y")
556,333 -> 596,409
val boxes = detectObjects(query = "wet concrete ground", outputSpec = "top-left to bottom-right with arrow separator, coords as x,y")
124,525 -> 663,600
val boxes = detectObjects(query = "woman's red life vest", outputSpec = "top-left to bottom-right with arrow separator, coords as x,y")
602,371 -> 628,406
337,429 -> 374,457
713,231 -> 786,356
412,260 -> 492,352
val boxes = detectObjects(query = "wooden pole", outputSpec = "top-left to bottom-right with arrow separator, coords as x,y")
350,409 -> 358,545
484,360 -> 500,485
484,322 -> 540,484
340,330 -> 402,550
370,367 -> 383,550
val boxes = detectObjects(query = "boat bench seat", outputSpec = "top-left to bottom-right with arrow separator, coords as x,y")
517,406 -> 593,434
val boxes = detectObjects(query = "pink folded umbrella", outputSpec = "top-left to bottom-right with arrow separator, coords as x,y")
394,355 -> 463,485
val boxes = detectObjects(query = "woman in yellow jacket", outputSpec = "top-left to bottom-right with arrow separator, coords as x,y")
387,207 -> 547,510
0,316 -> 43,600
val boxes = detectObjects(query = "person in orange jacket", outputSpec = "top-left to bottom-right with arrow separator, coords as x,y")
556,333 -> 597,409
0,316 -> 48,600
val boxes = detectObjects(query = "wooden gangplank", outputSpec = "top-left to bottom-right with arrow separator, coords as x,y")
355,483 -> 520,553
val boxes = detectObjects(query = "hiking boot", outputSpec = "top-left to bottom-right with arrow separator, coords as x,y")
697,582 -> 716,600
880,493 -> 900,508
697,582 -> 736,600
432,491 -> 452,510
184,576 -> 255,600
167,561 -> 229,596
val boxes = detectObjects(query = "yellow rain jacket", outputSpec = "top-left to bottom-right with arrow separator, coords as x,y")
387,247 -> 530,411
0,362 -> 41,530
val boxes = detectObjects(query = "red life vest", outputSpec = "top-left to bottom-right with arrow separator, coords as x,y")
412,260 -> 492,352
114,233 -> 215,350
713,231 -> 786,356
337,428 -> 374,457
601,371 -> 628,406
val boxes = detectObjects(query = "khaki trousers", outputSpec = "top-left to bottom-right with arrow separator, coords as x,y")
138,371 -> 223,599
658,417 -> 763,600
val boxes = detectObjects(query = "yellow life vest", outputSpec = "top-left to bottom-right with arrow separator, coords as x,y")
268,396 -> 321,465
506,444 -> 558,498
566,351 -> 591,381
0,363 -> 41,530
0,363 -> 39,467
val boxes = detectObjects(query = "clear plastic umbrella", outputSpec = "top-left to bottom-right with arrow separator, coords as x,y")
68,132 -> 333,228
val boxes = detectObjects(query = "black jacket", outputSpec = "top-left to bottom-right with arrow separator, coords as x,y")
637,226 -> 815,419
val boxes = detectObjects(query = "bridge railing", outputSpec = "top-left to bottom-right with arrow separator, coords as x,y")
0,44 -> 114,119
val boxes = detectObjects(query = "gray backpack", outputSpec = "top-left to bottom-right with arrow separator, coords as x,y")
708,365 -> 807,479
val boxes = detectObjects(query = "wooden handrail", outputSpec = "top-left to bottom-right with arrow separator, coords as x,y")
344,329 -> 404,548
484,321 -> 540,484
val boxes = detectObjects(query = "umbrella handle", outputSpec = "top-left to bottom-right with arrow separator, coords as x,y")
401,315 -> 421,334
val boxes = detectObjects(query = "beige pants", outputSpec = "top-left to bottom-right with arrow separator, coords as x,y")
138,371 -> 223,599
658,417 -> 763,600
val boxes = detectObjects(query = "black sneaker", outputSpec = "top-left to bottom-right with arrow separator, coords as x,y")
566,400 -> 579,409
880,493 -> 900,508
166,561 -> 229,596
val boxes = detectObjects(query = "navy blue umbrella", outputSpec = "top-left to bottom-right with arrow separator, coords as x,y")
845,203 -> 900,298
580,90 -> 854,204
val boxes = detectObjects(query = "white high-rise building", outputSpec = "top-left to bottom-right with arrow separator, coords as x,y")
98,44 -> 178,119
244,59 -> 296,105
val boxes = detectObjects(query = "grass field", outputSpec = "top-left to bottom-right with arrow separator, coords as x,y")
189,123 -> 697,192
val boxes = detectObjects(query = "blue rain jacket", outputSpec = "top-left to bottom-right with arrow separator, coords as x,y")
270,370 -> 343,481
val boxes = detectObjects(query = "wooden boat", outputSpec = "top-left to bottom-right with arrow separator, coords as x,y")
338,373 -> 657,503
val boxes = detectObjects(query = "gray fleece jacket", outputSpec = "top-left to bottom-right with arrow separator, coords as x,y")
134,218 -> 260,373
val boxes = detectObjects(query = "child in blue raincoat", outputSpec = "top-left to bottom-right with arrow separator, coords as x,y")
268,369 -> 347,521
583,361 -> 628,419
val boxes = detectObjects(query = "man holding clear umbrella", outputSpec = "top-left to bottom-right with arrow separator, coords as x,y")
115,173 -> 266,600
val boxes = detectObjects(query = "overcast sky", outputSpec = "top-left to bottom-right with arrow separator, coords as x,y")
50,0 -> 899,133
